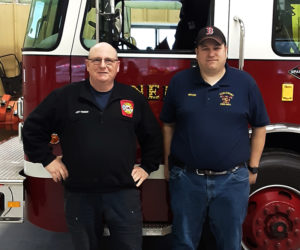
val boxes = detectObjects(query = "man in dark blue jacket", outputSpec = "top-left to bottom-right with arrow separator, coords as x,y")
22,42 -> 162,250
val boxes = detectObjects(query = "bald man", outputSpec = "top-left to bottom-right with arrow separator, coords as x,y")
22,42 -> 163,250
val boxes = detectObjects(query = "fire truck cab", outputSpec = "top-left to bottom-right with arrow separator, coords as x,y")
0,0 -> 300,249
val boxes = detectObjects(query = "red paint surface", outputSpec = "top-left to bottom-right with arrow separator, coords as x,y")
22,54 -> 300,231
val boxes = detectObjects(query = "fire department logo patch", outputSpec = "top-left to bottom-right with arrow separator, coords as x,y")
219,92 -> 234,106
288,65 -> 300,80
120,100 -> 134,118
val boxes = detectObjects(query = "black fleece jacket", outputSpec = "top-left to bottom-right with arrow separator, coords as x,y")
22,80 -> 163,192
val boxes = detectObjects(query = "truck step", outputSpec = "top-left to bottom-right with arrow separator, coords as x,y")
0,137 -> 25,222
103,223 -> 172,236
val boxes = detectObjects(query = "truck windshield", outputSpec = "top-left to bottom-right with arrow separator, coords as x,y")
81,0 -> 213,52
23,0 -> 68,50
273,0 -> 300,56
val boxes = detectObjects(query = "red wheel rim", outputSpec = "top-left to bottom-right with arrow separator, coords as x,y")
242,185 -> 300,250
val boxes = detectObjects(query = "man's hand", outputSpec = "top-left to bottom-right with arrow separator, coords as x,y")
164,163 -> 169,181
249,172 -> 258,185
131,166 -> 149,187
45,156 -> 69,182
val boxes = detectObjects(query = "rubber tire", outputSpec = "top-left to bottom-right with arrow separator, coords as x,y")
251,150 -> 300,194
242,150 -> 300,250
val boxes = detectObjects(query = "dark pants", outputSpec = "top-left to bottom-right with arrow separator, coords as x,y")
169,166 -> 250,250
64,189 -> 142,250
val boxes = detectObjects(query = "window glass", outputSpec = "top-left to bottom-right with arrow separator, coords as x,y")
81,0 -> 212,53
23,0 -> 68,50
19,0 -> 32,3
273,0 -> 300,55
0,0 -> 32,2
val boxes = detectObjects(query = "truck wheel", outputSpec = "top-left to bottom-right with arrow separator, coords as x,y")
242,150 -> 300,250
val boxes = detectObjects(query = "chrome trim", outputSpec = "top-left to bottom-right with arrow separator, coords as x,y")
103,224 -> 172,236
266,124 -> 300,134
18,122 -> 23,142
233,16 -> 245,70
24,160 -> 52,178
17,97 -> 23,120
95,0 -> 100,42
249,184 -> 300,197
148,164 -> 165,179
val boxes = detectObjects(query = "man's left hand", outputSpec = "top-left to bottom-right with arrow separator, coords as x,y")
249,172 -> 258,185
131,166 -> 149,187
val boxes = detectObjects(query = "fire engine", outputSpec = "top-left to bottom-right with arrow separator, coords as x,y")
0,0 -> 300,249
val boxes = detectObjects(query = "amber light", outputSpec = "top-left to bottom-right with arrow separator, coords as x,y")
7,201 -> 21,207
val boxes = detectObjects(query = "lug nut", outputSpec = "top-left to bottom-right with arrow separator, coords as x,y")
275,242 -> 281,249
256,218 -> 262,225
287,239 -> 293,246
263,239 -> 269,246
286,207 -> 294,215
264,208 -> 270,215
256,229 -> 263,237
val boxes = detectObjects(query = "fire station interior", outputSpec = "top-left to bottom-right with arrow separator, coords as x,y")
1,0 -> 300,250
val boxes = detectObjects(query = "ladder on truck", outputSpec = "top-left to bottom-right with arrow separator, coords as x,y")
0,137 -> 25,222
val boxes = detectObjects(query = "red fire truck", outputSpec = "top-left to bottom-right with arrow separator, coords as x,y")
0,0 -> 300,249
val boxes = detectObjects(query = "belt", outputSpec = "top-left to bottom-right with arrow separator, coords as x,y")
169,155 -> 246,176
194,165 -> 243,176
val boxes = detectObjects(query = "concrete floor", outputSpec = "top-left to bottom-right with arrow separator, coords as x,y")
0,218 -> 73,250
0,218 -> 173,250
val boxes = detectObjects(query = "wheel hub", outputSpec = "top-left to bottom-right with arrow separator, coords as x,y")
242,186 -> 300,250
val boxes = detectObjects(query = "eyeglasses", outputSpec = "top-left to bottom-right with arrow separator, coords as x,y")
87,58 -> 119,66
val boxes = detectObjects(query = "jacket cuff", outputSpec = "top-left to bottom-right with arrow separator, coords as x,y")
41,154 -> 56,167
140,163 -> 158,175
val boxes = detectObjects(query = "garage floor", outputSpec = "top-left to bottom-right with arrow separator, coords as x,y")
0,218 -> 174,250
0,218 -> 73,250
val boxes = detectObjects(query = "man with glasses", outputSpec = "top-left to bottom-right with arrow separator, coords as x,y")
22,42 -> 163,250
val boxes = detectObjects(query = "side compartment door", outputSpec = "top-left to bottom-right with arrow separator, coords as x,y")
227,0 -> 275,63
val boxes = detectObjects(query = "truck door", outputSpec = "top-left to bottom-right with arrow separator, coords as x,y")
227,1 -> 300,250
227,0 -> 276,67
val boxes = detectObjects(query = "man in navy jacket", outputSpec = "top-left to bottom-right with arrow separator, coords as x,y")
22,42 -> 162,250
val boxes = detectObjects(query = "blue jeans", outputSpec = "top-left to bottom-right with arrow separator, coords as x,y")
64,189 -> 142,250
169,165 -> 250,250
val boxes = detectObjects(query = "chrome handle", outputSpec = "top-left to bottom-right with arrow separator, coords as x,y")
233,16 -> 245,70
18,122 -> 23,142
17,97 -> 24,120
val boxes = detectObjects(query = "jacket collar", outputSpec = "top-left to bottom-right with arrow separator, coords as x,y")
79,79 -> 126,105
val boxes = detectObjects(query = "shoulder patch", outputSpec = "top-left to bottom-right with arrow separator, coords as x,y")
120,100 -> 134,117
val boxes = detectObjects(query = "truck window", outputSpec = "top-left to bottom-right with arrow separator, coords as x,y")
23,0 -> 68,50
81,0 -> 213,53
272,0 -> 300,56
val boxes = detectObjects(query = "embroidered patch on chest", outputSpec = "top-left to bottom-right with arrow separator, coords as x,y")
120,100 -> 134,118
219,92 -> 234,106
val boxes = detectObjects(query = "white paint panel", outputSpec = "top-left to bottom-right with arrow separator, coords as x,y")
228,0 -> 298,61
214,0 -> 230,43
